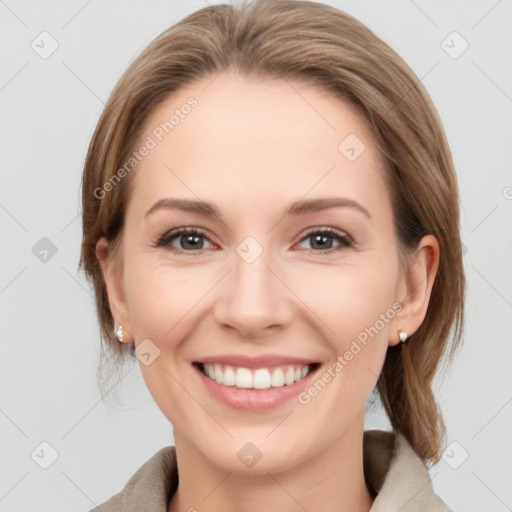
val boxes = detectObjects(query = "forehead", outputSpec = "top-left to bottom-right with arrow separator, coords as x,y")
127,72 -> 390,220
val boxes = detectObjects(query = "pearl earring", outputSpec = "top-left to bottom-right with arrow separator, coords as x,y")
116,325 -> 124,343
397,327 -> 408,343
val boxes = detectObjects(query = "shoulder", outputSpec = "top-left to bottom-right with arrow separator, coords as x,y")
364,429 -> 453,511
89,446 -> 178,512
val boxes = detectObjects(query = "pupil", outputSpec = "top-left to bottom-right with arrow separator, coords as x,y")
312,234 -> 331,249
183,234 -> 202,250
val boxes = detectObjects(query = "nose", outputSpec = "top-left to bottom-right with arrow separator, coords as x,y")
213,244 -> 294,340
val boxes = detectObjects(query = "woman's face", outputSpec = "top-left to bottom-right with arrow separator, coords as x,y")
98,73 -> 426,473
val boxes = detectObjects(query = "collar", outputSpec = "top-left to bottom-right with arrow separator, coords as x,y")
91,429 -> 452,511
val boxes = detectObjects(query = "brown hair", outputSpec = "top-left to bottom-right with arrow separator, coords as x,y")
79,0 -> 465,464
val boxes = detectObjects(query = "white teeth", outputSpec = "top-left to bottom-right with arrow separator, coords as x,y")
236,367 -> 253,388
253,369 -> 271,389
271,368 -> 285,387
223,366 -> 236,386
214,364 -> 223,383
202,363 -> 311,389
284,367 -> 295,385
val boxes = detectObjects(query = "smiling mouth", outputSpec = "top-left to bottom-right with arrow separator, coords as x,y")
193,362 -> 321,390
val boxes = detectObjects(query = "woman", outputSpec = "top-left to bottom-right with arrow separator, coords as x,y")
80,0 -> 465,510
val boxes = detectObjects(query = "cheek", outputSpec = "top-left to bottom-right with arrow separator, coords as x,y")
290,258 -> 400,409
122,257 -> 205,415
291,258 -> 399,348
290,264 -> 398,421
123,247 -> 234,360
124,260 -> 199,343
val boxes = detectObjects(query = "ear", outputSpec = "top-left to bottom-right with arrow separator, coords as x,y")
390,234 -> 440,346
95,237 -> 133,344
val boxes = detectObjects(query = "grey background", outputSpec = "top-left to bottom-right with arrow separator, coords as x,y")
1,0 -> 511,510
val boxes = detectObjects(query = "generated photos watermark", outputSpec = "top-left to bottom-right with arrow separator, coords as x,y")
298,301 -> 403,405
94,96 -> 198,200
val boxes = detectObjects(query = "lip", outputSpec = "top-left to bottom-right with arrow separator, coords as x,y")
192,358 -> 321,411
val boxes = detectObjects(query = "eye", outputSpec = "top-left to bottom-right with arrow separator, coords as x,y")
153,226 -> 354,255
296,227 -> 353,253
153,227 -> 215,253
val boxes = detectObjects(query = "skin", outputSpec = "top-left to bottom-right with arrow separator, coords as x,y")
96,72 -> 439,512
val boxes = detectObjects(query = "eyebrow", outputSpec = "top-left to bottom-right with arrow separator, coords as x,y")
145,196 -> 371,220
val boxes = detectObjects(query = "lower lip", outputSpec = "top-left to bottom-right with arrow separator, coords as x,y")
194,365 -> 318,411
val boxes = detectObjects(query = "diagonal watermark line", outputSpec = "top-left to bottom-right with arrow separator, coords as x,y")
0,0 -> 29,28
266,472 -> 311,512
383,61 -> 439,118
472,60 -> 512,104
200,66 -> 227,93
201,471 -> 233,502
0,265 -> 28,295
61,363 -> 135,439
472,396 -> 512,439
471,470 -> 512,510
0,408 -> 29,438
61,61 -> 105,105
60,211 -> 81,233
61,265 -> 95,299
367,161 -> 387,184
61,470 -> 103,510
163,366 -> 234,438
471,0 -> 504,30
398,470 -> 441,511
0,472 -> 29,503
265,410 -> 294,438
367,366 -> 379,380
471,265 -> 512,308
407,0 -> 439,28
0,202 -> 29,232
163,267 -> 233,336
265,265 -> 336,335
470,204 -> 499,233
266,163 -> 337,234
61,0 -> 94,29
0,62 -> 29,92
274,70 -> 336,130
163,163 -> 233,234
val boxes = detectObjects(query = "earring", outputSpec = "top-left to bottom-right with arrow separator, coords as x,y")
397,327 -> 408,343
116,325 -> 124,343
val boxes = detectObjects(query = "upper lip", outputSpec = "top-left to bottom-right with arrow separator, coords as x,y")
194,354 -> 318,369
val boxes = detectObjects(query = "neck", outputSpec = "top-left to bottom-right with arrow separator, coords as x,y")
168,421 -> 374,512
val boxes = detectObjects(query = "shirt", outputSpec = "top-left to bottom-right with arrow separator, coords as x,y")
89,429 -> 453,511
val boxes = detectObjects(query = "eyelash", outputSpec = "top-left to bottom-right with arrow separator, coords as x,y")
152,226 -> 356,255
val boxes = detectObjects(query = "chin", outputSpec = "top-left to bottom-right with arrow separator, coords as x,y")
196,436 -> 308,476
